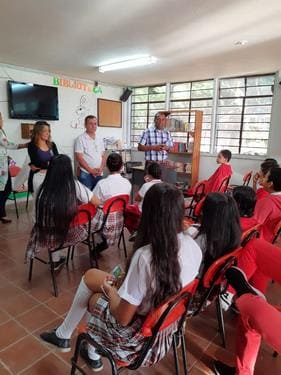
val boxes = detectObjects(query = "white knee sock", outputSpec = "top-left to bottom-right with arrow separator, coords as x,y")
56,277 -> 92,339
87,340 -> 101,361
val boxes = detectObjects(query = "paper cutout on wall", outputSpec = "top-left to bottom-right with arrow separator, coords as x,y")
70,95 -> 91,129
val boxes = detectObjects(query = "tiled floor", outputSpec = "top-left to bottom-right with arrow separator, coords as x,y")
0,202 -> 280,374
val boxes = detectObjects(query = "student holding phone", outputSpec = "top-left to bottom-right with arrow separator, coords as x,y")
40,183 -> 202,371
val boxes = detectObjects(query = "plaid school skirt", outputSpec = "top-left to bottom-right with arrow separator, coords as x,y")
25,224 -> 89,260
87,296 -> 179,367
91,210 -> 124,246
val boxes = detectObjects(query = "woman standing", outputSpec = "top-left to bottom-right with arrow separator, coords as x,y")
28,121 -> 58,195
0,112 -> 27,223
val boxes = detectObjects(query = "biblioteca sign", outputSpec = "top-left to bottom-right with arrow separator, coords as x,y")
53,77 -> 102,94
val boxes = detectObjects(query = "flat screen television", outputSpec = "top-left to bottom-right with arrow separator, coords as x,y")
8,80 -> 59,120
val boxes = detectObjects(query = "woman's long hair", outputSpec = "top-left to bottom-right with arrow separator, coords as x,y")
198,192 -> 241,268
134,183 -> 184,308
31,122 -> 52,148
35,154 -> 78,245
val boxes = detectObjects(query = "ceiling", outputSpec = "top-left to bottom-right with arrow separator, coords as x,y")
1,0 -> 281,86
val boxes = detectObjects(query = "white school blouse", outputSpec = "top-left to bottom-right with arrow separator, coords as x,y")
118,232 -> 202,316
92,174 -> 132,203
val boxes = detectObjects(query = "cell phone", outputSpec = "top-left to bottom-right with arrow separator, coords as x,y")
111,264 -> 124,279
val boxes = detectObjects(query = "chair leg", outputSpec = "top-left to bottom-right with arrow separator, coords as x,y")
71,333 -> 85,375
180,329 -> 188,375
122,231 -> 127,258
71,246 -> 75,261
28,258 -> 34,281
216,296 -> 226,348
13,192 -> 19,219
26,192 -> 29,210
91,234 -> 98,269
118,233 -> 121,248
172,334 -> 180,375
66,247 -> 71,266
48,250 -> 58,297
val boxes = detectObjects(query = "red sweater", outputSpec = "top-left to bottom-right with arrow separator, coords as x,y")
240,217 -> 259,232
254,193 -> 281,242
256,187 -> 269,201
205,163 -> 233,193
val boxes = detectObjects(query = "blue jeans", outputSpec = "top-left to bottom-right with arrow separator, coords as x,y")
78,170 -> 103,190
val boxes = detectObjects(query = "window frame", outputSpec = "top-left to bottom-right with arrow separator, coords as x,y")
129,73 -> 276,158
215,73 -> 274,156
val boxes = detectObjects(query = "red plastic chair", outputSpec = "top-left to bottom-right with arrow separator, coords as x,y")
191,248 -> 242,347
272,219 -> 281,358
8,165 -> 30,218
71,279 -> 199,375
185,182 -> 206,218
242,171 -> 253,186
28,203 -> 96,297
218,176 -> 230,193
91,195 -> 129,268
241,223 -> 261,247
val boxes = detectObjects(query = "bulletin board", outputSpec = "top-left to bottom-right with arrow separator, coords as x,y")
98,99 -> 122,128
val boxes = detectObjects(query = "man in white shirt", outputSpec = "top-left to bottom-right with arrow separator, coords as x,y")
74,115 -> 105,190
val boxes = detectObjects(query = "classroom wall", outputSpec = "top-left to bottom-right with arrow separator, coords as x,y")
0,64 -> 126,167
1,64 -> 280,184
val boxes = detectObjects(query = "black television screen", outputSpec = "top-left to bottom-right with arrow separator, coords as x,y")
8,80 -> 59,120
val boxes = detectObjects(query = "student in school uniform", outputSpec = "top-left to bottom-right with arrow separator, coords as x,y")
232,186 -> 258,232
187,149 -> 232,196
91,153 -> 132,251
25,154 -> 100,271
253,167 -> 281,242
253,158 -> 279,201
124,162 -> 163,236
40,183 -> 202,372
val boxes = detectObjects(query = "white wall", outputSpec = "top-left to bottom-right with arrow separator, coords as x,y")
0,64 -> 127,167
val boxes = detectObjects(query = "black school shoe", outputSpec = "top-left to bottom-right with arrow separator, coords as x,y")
213,360 -> 236,375
40,330 -> 71,352
80,341 -> 103,372
225,267 -> 265,299
52,256 -> 66,271
94,238 -> 108,253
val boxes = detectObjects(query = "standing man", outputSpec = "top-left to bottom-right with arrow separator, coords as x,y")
74,115 -> 105,190
138,111 -> 173,164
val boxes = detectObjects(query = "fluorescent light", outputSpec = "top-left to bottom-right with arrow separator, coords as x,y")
234,40 -> 248,46
98,56 -> 157,73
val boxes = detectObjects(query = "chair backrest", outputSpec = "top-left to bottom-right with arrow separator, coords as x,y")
243,171 -> 252,186
241,224 -> 261,247
141,278 -> 199,337
194,181 -> 205,200
9,165 -> 21,177
71,203 -> 97,227
202,247 -> 242,289
272,218 -> 281,244
193,196 -> 205,218
218,176 -> 230,193
102,194 -> 129,214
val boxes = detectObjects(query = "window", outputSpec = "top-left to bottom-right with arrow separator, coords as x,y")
130,85 -> 166,147
216,74 -> 275,155
169,80 -> 214,152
